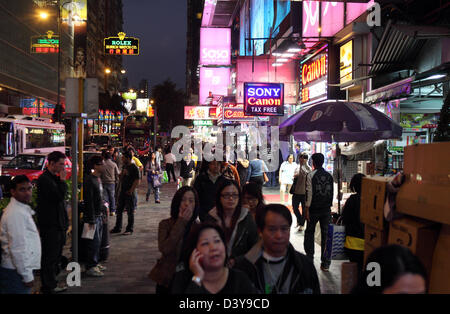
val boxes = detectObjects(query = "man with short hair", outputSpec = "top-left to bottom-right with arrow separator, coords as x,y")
234,204 -> 320,294
36,151 -> 68,293
304,153 -> 334,272
83,155 -> 106,277
111,151 -> 140,235
0,176 -> 41,294
101,152 -> 119,216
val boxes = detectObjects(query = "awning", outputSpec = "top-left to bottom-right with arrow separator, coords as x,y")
369,21 -> 426,75
203,0 -> 239,27
364,76 -> 414,104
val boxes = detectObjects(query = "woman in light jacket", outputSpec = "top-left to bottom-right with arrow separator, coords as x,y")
279,154 -> 298,205
145,152 -> 162,203
291,153 -> 311,232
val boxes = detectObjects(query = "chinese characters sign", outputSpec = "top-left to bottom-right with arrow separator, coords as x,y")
184,106 -> 218,120
301,50 -> 328,105
244,83 -> 284,116
104,32 -> 139,55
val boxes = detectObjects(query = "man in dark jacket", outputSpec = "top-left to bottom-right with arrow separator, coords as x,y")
36,151 -> 68,294
304,153 -> 334,272
193,160 -> 227,222
83,155 -> 106,277
234,204 -> 320,294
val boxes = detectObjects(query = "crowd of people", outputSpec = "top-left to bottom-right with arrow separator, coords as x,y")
0,143 -> 428,295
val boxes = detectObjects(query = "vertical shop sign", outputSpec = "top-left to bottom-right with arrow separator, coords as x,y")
340,41 -> 353,86
301,50 -> 328,106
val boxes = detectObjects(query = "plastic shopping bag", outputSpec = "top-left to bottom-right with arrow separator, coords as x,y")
324,218 -> 347,260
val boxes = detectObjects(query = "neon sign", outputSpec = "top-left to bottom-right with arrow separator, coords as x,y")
31,31 -> 59,54
184,106 -> 218,120
301,50 -> 328,105
193,120 -> 213,126
200,28 -> 231,65
244,83 -> 284,116
104,32 -> 139,55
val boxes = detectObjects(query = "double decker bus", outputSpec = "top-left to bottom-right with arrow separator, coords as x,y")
123,114 -> 152,150
0,115 -> 65,163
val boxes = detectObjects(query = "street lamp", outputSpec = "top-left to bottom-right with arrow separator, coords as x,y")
120,69 -> 126,74
105,68 -> 111,74
39,11 -> 49,19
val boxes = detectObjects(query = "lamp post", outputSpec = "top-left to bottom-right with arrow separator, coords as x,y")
151,99 -> 156,151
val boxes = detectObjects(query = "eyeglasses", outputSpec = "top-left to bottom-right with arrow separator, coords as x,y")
221,193 -> 239,199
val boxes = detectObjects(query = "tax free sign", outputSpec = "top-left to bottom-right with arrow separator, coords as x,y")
244,83 -> 284,116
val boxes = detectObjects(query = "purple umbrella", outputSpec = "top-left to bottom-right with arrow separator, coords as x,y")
279,101 -> 402,142
279,101 -> 402,213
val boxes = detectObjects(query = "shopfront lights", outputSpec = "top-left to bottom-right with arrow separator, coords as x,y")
287,48 -> 302,53
281,53 -> 295,58
277,58 -> 289,62
426,74 -> 446,80
273,52 -> 283,57
272,63 -> 283,67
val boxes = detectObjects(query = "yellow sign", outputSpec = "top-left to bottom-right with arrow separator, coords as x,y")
340,40 -> 353,86
61,0 -> 87,24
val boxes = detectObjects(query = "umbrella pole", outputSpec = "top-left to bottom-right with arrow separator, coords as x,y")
337,143 -> 342,215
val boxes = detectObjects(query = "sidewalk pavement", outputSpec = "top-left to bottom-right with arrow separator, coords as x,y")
51,180 -> 343,294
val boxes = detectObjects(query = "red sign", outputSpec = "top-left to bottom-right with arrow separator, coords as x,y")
301,50 -> 328,105
302,54 -> 327,86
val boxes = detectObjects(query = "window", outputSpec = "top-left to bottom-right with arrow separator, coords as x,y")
25,128 -> 65,149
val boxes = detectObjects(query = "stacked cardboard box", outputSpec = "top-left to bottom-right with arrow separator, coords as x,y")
360,176 -> 391,264
395,142 -> 450,293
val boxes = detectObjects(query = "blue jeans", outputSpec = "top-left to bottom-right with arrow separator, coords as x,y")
85,216 -> 104,269
114,193 -> 136,232
0,267 -> 32,294
146,181 -> 160,202
103,183 -> 116,213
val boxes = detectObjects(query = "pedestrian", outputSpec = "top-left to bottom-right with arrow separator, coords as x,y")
101,152 -> 119,216
112,148 -> 123,170
246,156 -> 269,189
169,223 -> 258,294
193,160 -> 228,222
155,147 -> 163,168
35,151 -> 69,294
234,204 -> 321,294
241,182 -> 265,220
291,153 -> 311,232
110,151 -> 140,235
342,173 -> 366,278
145,152 -> 162,203
236,157 -> 249,189
304,153 -> 334,272
352,245 -> 427,294
179,152 -> 196,187
204,180 -> 259,263
0,176 -> 41,294
149,186 -> 200,294
128,148 -> 143,209
164,147 -> 176,182
278,154 -> 297,205
221,160 -> 240,185
83,155 -> 107,277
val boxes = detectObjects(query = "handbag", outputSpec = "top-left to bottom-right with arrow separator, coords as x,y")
324,216 -> 347,260
162,170 -> 168,184
152,174 -> 162,188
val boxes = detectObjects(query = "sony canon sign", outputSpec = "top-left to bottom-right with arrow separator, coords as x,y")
200,28 -> 231,66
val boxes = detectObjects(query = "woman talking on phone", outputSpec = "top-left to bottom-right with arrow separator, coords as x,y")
169,223 -> 258,294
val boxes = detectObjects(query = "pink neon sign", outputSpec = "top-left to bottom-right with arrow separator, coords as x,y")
202,0 -> 217,27
303,1 -> 374,38
199,67 -> 230,105
200,28 -> 231,66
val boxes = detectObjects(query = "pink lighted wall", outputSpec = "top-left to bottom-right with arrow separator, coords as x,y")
200,28 -> 231,66
346,0 -> 375,25
303,1 -> 320,38
202,0 -> 217,26
321,2 -> 344,37
199,67 -> 230,105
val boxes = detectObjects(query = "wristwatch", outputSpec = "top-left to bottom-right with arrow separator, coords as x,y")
192,276 -> 202,286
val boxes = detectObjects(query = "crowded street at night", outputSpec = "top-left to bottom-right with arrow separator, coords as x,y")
0,0 -> 450,308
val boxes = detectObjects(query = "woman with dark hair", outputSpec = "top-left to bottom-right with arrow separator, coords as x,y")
342,173 -> 366,277
169,223 -> 258,294
242,182 -> 265,220
352,245 -> 427,294
145,152 -> 162,203
205,180 -> 259,262
149,186 -> 200,294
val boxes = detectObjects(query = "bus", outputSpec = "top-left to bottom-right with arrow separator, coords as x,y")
0,115 -> 65,163
123,114 -> 152,150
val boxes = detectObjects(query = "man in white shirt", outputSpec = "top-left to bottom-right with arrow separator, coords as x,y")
164,148 -> 176,182
0,175 -> 41,294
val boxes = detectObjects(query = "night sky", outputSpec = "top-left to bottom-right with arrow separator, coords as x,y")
122,0 -> 187,92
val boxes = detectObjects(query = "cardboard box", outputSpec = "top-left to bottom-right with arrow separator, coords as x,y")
360,177 -> 391,230
363,224 -> 389,265
397,142 -> 450,225
429,224 -> 450,293
388,216 -> 440,279
341,262 -> 358,294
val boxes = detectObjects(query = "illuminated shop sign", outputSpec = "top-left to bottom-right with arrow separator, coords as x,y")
20,98 -> 55,116
244,83 -> 284,116
184,106 -> 218,120
104,32 -> 139,55
31,31 -> 59,54
223,105 -> 255,122
193,120 -> 213,126
200,28 -> 231,66
122,92 -> 137,100
301,50 -> 328,105
199,67 -> 230,105
340,41 -> 353,86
